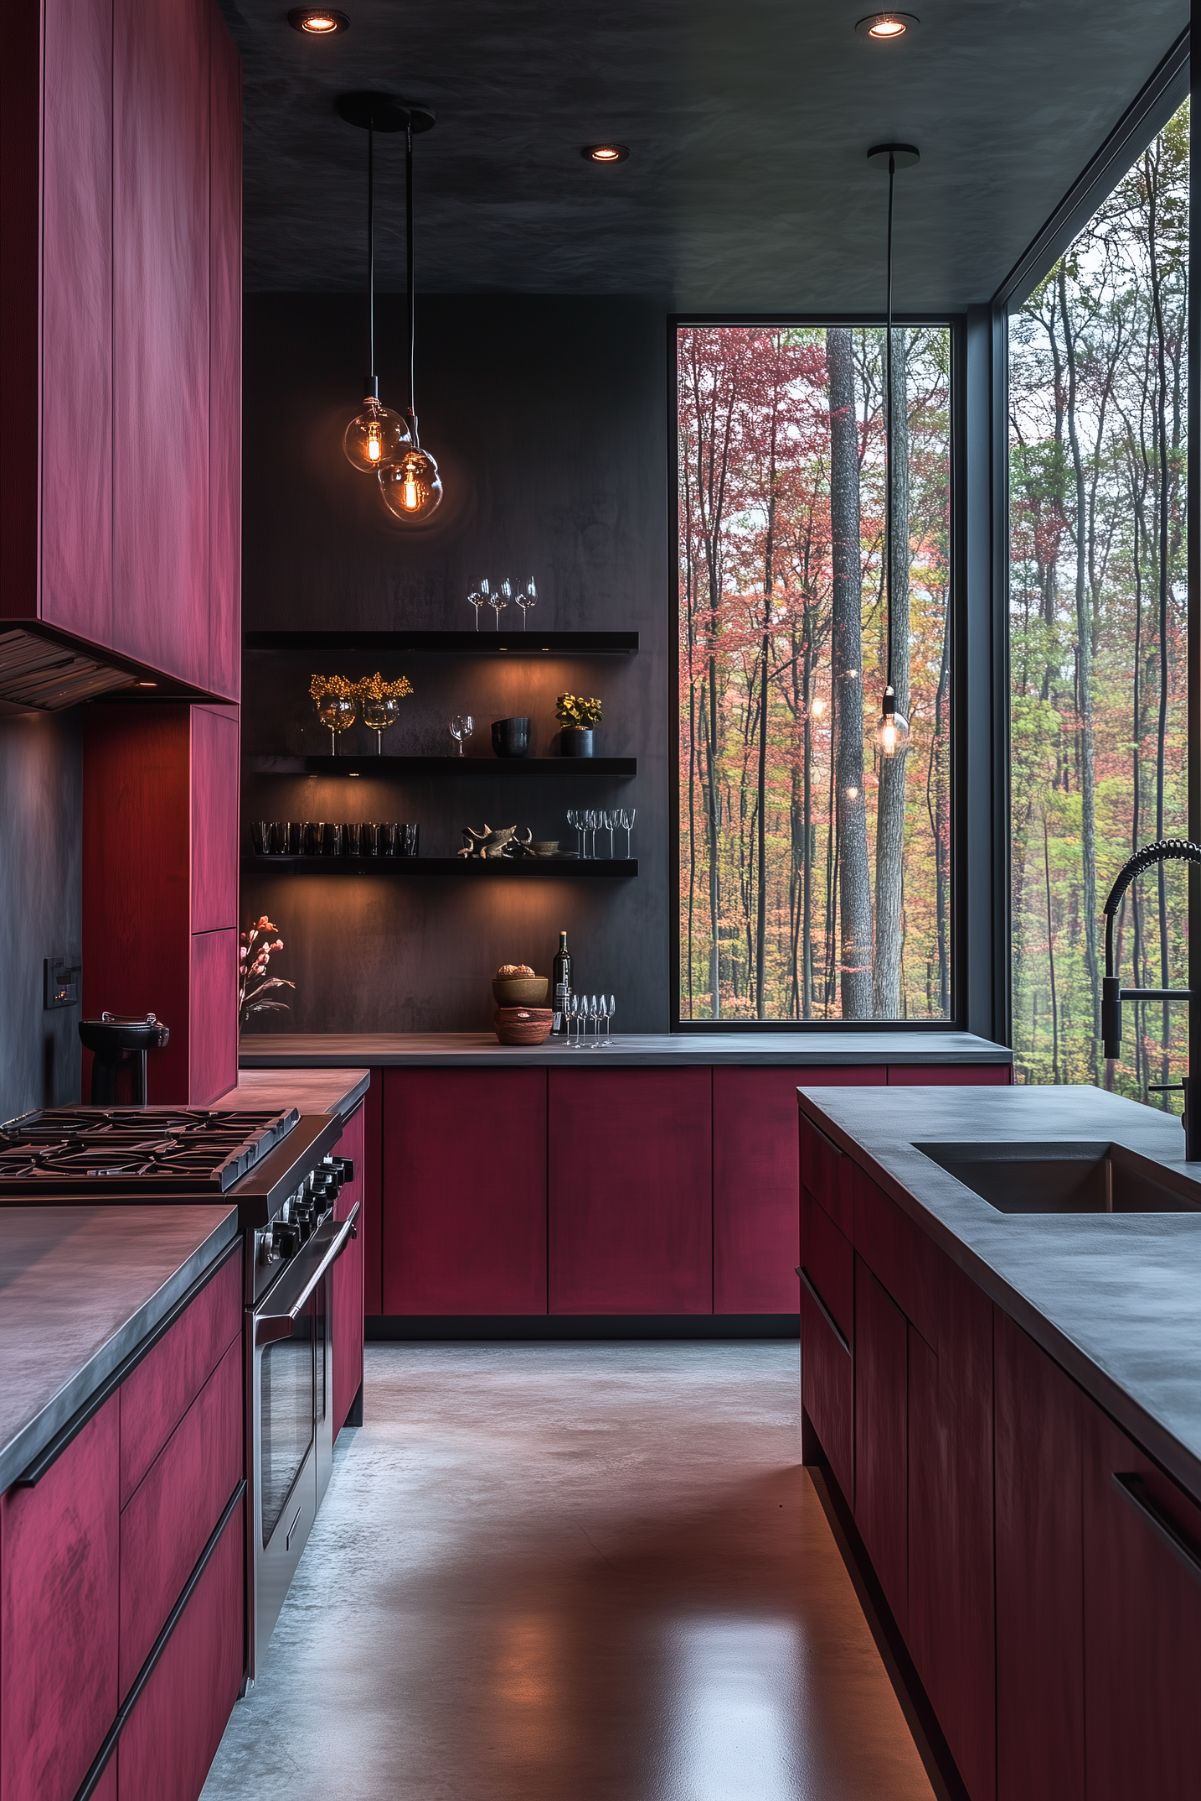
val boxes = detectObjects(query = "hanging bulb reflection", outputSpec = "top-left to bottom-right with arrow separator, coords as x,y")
379,444 -> 443,521
876,685 -> 910,758
343,395 -> 410,473
810,695 -> 827,719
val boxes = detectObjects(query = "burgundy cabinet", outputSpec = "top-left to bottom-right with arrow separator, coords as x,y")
906,1250 -> 995,1801
84,704 -> 240,1104
549,1069 -> 712,1314
116,1495 -> 244,1801
852,1257 -> 908,1628
382,1070 -> 548,1314
715,1068 -> 883,1314
333,1102 -> 367,1434
887,1064 -> 1011,1085
113,0 -> 210,685
206,11 -> 241,702
1,1399 -> 120,1801
799,1186 -> 854,1500
40,0 -> 114,647
1083,1412 -> 1201,1801
994,1311 -> 1084,1801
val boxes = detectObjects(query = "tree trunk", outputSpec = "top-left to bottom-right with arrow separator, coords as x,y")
827,327 -> 873,1017
873,327 -> 910,1017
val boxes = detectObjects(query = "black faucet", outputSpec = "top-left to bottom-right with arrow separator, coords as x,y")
1101,837 -> 1201,1159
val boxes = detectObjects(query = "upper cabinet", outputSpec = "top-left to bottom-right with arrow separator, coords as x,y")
0,0 -> 241,700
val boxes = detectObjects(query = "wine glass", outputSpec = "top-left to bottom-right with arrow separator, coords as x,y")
606,993 -> 616,1046
619,807 -> 637,858
467,588 -> 485,630
516,578 -> 538,630
602,810 -> 616,858
488,583 -> 509,630
449,714 -> 474,757
357,671 -> 412,754
312,681 -> 356,754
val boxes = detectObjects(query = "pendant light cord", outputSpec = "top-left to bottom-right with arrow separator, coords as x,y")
406,117 -> 419,445
367,122 -> 376,386
884,148 -> 895,692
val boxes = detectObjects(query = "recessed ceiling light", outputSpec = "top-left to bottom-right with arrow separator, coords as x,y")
855,12 -> 919,39
132,679 -> 158,689
288,8 -> 349,34
582,144 -> 629,164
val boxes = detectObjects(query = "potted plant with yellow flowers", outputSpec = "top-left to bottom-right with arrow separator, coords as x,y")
555,692 -> 602,757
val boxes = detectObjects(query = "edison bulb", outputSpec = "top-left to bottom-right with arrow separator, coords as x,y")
379,445 -> 443,521
343,396 -> 410,473
876,685 -> 910,758
810,695 -> 827,719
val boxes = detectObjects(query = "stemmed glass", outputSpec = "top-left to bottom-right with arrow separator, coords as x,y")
602,810 -> 616,858
467,587 -> 486,630
358,672 -> 413,754
311,676 -> 356,754
565,993 -> 581,1046
584,810 -> 599,859
489,583 -> 509,631
449,714 -> 474,757
515,579 -> 538,630
605,994 -> 616,1046
566,809 -> 584,857
618,807 -> 637,858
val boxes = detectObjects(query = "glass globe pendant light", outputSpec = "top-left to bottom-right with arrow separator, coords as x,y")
337,95 -> 411,473
379,116 -> 443,522
868,143 -> 918,759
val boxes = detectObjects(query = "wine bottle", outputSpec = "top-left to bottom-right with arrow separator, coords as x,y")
552,930 -> 572,1034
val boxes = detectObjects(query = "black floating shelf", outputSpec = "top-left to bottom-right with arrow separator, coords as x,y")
242,856 -> 637,879
246,754 -> 637,779
244,629 -> 638,655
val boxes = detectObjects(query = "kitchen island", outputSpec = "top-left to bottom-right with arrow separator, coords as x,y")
798,1081 -> 1201,1801
241,1033 -> 1010,1324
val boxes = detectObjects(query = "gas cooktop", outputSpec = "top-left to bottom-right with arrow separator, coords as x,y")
0,1107 -> 300,1193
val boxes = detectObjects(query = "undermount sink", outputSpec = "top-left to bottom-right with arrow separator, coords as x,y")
912,1140 -> 1201,1215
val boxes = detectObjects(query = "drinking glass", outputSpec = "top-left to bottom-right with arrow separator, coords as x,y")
565,993 -> 579,1045
515,578 -> 537,629
586,810 -> 600,858
602,810 -> 616,858
251,821 -> 272,856
488,585 -> 508,630
606,993 -> 616,1045
449,714 -> 474,757
594,994 -> 609,1047
566,809 -> 582,857
619,807 -> 637,858
467,588 -> 486,630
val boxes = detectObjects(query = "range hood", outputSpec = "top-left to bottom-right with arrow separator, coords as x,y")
0,627 -> 210,712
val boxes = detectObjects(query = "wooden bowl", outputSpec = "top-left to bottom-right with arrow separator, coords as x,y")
492,975 -> 549,1007
494,1006 -> 553,1046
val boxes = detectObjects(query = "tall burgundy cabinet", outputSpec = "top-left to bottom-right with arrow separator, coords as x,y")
0,0 -> 241,702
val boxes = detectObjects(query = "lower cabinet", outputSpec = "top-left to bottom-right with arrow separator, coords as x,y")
0,1249 -> 244,1801
115,1496 -> 244,1801
798,1186 -> 853,1498
852,1257 -> 908,1628
382,1069 -> 548,1314
1082,1410 -> 1201,1801
549,1069 -> 712,1313
0,1399 -> 121,1801
332,1101 -> 366,1435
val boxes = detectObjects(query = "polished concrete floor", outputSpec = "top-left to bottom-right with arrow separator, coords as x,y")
202,1344 -> 934,1801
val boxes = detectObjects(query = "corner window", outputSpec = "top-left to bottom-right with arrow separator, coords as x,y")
676,324 -> 955,1023
1008,100 -> 1189,1099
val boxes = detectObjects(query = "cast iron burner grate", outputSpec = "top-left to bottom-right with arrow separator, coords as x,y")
0,1107 -> 300,1192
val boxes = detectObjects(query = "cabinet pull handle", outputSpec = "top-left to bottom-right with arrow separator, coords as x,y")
1113,1472 -> 1201,1586
802,1114 -> 846,1160
798,1265 -> 851,1357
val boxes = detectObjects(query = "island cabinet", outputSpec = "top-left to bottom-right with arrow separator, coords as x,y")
381,1070 -> 548,1314
798,1183 -> 853,1499
548,1069 -> 712,1313
0,1246 -> 244,1801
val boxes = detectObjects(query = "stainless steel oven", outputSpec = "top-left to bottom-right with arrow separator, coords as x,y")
248,1192 -> 359,1681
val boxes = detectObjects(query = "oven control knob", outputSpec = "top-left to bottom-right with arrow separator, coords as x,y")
324,1154 -> 354,1184
311,1170 -> 337,1202
272,1220 -> 302,1259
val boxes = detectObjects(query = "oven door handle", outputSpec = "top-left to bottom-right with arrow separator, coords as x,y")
255,1203 -> 360,1345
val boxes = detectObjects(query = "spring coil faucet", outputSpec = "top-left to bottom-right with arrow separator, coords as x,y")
1101,837 -> 1201,1158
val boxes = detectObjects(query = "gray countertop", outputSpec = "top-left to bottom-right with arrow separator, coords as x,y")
0,1204 -> 239,1493
214,1066 -> 370,1120
797,1082 -> 1201,1496
240,1029 -> 1011,1068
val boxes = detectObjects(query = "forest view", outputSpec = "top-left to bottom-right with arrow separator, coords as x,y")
678,323 -> 953,1020
1009,100 -> 1189,1103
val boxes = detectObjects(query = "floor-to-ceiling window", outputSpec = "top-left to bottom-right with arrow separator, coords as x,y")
676,324 -> 954,1023
1008,99 -> 1189,1102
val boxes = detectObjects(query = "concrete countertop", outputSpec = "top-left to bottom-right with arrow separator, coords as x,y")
0,1204 -> 238,1493
240,1030 -> 1011,1069
214,1066 -> 370,1120
797,1082 -> 1201,1497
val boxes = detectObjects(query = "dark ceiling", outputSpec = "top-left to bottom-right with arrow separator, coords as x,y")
221,0 -> 1188,308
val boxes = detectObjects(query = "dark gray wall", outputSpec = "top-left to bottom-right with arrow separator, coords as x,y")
241,294 -> 671,1034
0,710 -> 81,1113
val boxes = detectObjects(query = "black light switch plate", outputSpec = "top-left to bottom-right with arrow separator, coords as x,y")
44,957 -> 80,1011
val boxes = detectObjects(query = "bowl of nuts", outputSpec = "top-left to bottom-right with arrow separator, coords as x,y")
491,963 -> 549,1008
